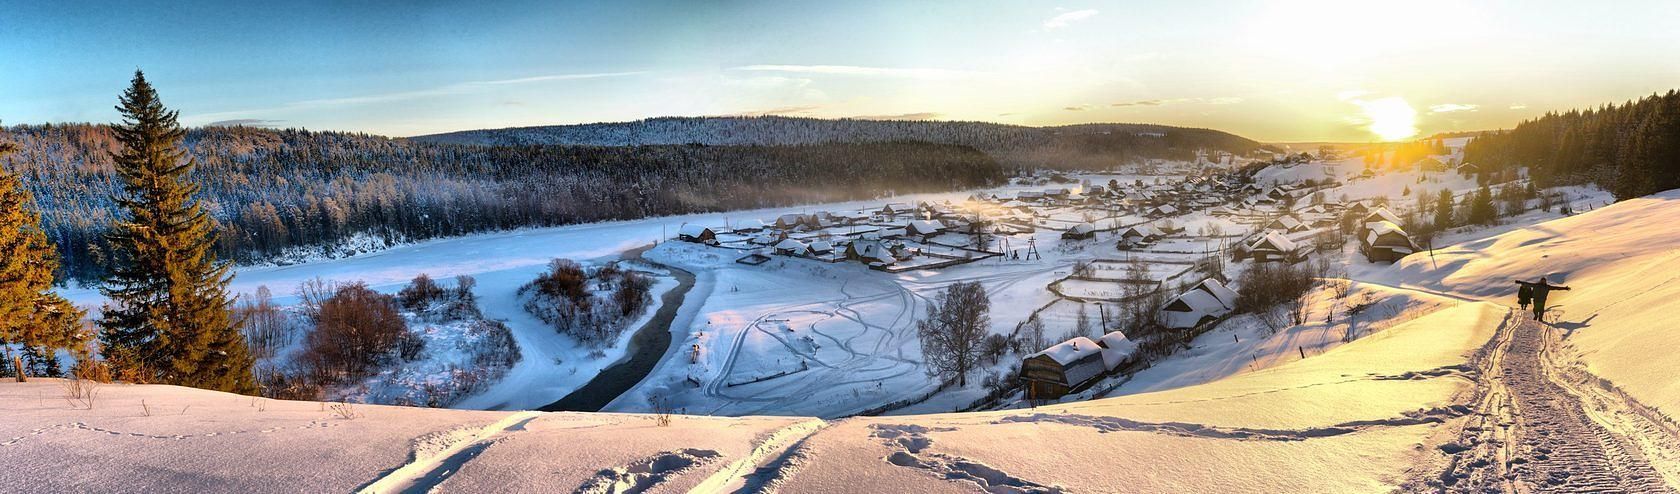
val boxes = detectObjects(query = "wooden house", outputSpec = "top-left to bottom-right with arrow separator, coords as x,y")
1062,222 -> 1097,240
1021,337 -> 1106,400
1360,221 -> 1418,263
677,224 -> 717,244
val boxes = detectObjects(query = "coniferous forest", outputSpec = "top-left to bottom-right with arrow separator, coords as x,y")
2,124 -> 1008,283
1464,90 -> 1680,200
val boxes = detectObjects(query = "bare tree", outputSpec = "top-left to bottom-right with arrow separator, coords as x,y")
917,281 -> 991,386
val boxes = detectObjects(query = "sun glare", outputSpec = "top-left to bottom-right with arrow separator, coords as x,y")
1358,96 -> 1418,141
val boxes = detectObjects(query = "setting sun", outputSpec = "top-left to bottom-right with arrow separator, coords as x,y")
1359,96 -> 1420,141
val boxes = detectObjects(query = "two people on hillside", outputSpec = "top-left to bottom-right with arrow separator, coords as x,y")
1516,277 -> 1571,321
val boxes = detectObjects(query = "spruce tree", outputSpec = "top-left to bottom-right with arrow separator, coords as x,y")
0,140 -> 89,378
97,71 -> 255,393
1470,185 -> 1498,225
1432,190 -> 1455,230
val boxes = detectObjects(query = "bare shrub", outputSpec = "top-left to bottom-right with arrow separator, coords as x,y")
329,401 -> 358,420
295,277 -> 337,323
1236,262 -> 1317,334
397,273 -> 446,312
236,286 -> 290,360
60,379 -> 98,409
613,271 -> 652,318
302,283 -> 407,381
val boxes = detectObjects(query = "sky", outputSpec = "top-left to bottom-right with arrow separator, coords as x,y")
3,0 -> 1679,142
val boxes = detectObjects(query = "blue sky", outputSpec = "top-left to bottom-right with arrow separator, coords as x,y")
4,0 -> 1679,141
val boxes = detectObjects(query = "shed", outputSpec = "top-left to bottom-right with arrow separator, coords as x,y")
773,238 -> 811,256
906,220 -> 945,237
1160,279 -> 1238,329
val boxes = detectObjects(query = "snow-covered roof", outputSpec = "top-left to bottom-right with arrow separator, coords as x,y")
678,224 -> 713,237
1098,331 -> 1136,371
1068,223 -> 1096,235
1031,337 -> 1102,366
1195,278 -> 1240,310
1122,224 -> 1163,238
907,220 -> 944,235
1268,215 -> 1304,231
1364,221 -> 1416,250
1152,204 -> 1179,215
774,239 -> 808,252
809,240 -> 834,252
1249,231 -> 1299,253
1364,207 -> 1402,226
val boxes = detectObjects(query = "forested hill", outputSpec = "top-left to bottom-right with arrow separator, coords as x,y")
2,124 -> 1004,283
413,116 -> 1266,169
1465,89 -> 1680,200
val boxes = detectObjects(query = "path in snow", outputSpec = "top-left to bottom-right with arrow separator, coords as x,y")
542,244 -> 696,412
1426,313 -> 1676,493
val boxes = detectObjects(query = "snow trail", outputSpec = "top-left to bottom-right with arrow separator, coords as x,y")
357,411 -> 540,494
1425,313 -> 1675,493
687,418 -> 828,493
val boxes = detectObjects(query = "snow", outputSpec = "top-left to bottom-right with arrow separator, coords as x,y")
1029,336 -> 1101,365
1365,189 -> 1680,417
1098,331 -> 1135,370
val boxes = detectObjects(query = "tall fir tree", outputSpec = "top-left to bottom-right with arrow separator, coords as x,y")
0,140 -> 89,377
1469,185 -> 1498,225
1432,189 -> 1455,230
97,71 -> 255,393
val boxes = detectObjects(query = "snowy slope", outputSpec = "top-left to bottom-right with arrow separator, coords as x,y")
1,299 -> 1502,493
1365,189 -> 1680,417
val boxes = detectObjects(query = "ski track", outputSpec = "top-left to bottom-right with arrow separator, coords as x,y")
1424,312 -> 1676,493
994,405 -> 1469,442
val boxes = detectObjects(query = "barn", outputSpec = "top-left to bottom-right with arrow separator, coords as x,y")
773,238 -> 811,256
906,220 -> 945,237
1160,278 -> 1239,329
1245,231 -> 1300,263
1360,221 -> 1418,263
677,224 -> 717,244
1062,222 -> 1097,240
1021,337 -> 1106,400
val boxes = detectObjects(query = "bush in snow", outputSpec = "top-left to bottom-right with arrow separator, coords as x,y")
520,259 -> 654,347
301,283 -> 409,382
1235,261 -> 1319,334
397,274 -> 446,312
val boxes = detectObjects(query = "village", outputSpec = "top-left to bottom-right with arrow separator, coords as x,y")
660,147 -> 1483,410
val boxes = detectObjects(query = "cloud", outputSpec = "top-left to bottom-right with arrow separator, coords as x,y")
731,65 -> 979,80
1509,104 -> 1529,110
205,119 -> 283,128
1043,9 -> 1099,29
728,106 -> 821,117
1112,99 -> 1165,107
183,71 -> 648,125
1429,103 -> 1479,113
1110,97 -> 1241,107
851,112 -> 942,121
1064,105 -> 1092,111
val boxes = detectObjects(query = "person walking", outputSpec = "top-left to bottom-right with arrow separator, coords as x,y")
1517,282 -> 1533,312
1514,277 -> 1571,321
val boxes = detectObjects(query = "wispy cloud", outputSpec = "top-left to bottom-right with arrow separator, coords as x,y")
184,71 -> 648,124
205,118 -> 283,128
1111,97 -> 1242,107
1064,105 -> 1092,111
1429,103 -> 1479,113
1509,104 -> 1529,110
1043,9 -> 1099,29
732,65 -> 980,80
851,112 -> 942,121
728,106 -> 821,117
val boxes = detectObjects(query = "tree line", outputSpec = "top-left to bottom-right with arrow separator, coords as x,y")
1465,90 -> 1680,200
3,123 -> 1007,283
414,115 -> 1269,170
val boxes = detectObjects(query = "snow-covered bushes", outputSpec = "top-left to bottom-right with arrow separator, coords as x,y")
519,258 -> 653,347
257,274 -> 519,407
